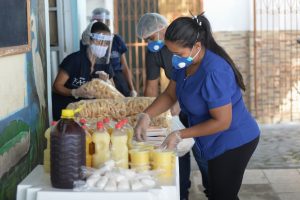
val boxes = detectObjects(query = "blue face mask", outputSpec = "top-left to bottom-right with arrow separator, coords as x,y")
172,47 -> 201,69
147,40 -> 164,52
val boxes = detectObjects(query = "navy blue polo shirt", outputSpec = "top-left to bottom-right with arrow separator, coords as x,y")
52,45 -> 114,120
172,49 -> 260,160
110,34 -> 127,71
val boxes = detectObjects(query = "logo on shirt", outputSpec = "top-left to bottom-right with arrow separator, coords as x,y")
72,77 -> 86,87
110,51 -> 120,59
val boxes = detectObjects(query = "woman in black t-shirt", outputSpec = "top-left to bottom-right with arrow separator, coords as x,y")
52,21 -> 114,120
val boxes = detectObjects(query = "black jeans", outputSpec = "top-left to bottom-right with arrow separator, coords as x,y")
208,136 -> 259,200
179,112 -> 209,200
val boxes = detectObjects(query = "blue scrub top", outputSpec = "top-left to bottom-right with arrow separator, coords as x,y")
172,50 -> 260,160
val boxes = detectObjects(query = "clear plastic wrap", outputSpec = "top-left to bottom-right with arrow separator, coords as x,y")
67,97 -> 172,129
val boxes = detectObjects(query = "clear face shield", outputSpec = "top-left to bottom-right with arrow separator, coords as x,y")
90,33 -> 114,64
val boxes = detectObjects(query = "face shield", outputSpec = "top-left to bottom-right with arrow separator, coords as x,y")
90,33 -> 114,64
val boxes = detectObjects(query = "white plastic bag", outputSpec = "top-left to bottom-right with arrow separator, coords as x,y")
171,116 -> 195,157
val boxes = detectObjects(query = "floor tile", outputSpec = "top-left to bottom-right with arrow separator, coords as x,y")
243,169 -> 269,184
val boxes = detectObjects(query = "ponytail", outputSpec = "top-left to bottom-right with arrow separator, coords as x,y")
165,14 -> 246,91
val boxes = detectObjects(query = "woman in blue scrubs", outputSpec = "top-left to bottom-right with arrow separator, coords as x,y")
134,14 -> 260,200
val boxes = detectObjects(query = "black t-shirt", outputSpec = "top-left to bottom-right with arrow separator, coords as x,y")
52,45 -> 114,120
145,46 -> 173,80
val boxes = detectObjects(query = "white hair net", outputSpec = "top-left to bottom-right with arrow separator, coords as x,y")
82,21 -> 97,45
136,13 -> 168,39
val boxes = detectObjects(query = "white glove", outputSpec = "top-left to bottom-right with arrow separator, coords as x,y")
130,90 -> 137,97
134,113 -> 151,141
170,101 -> 181,116
95,71 -> 109,81
160,130 -> 183,151
71,84 -> 95,99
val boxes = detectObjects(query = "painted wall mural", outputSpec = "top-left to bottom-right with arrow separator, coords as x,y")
0,0 -> 48,199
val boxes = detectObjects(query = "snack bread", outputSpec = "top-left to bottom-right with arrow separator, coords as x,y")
67,97 -> 171,128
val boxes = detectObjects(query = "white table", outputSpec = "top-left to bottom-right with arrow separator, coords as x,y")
17,159 -> 179,200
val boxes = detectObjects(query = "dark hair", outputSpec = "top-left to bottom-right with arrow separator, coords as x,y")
165,14 -> 246,91
91,21 -> 110,33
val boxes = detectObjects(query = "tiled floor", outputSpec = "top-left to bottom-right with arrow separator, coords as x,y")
189,169 -> 300,200
188,124 -> 300,200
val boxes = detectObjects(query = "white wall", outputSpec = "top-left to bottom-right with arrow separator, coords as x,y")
204,0 -> 252,32
204,0 -> 299,32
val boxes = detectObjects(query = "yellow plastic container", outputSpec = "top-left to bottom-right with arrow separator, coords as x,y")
129,149 -> 150,165
152,150 -> 175,177
111,123 -> 128,168
82,125 -> 93,167
92,122 -> 110,168
43,121 -> 57,173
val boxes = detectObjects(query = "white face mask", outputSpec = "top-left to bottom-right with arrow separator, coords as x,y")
90,44 -> 108,58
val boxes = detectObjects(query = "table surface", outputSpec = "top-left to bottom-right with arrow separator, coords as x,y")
17,160 -> 179,200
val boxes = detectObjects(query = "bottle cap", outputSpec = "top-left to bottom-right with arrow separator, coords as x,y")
97,121 -> 104,129
115,122 -> 122,129
82,125 -> 87,129
61,109 -> 75,119
79,118 -> 87,125
51,121 -> 57,126
103,118 -> 110,123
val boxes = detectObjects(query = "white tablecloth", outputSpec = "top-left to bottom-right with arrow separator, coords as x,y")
17,159 -> 179,200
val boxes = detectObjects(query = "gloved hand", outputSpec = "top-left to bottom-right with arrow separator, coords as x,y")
71,84 -> 95,99
95,71 -> 109,81
160,130 -> 183,151
130,90 -> 137,97
134,113 -> 151,141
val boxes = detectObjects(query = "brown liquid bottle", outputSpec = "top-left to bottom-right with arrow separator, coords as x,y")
50,109 -> 86,189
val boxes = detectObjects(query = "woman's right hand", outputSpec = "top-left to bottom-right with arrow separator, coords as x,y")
134,113 -> 151,141
71,84 -> 95,99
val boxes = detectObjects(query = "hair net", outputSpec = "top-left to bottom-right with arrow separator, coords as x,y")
82,21 -> 97,45
91,8 -> 111,21
136,13 -> 168,39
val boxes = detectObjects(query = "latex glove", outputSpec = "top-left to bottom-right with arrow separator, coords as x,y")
95,71 -> 109,81
130,90 -> 137,97
134,113 -> 151,141
170,101 -> 181,116
160,130 -> 183,151
71,84 -> 95,99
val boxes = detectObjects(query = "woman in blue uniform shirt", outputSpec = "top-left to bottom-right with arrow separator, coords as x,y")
134,14 -> 260,200
52,21 -> 114,120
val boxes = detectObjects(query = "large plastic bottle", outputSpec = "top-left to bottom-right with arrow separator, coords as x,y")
92,122 -> 110,168
111,122 -> 128,168
43,121 -> 57,173
121,119 -> 134,149
50,109 -> 86,189
103,118 -> 114,135
82,125 -> 93,167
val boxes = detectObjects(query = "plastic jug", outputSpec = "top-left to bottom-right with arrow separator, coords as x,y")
103,118 -> 114,135
111,122 -> 128,168
82,125 -> 93,167
43,121 -> 57,173
92,122 -> 111,168
120,119 -> 134,149
50,109 -> 86,189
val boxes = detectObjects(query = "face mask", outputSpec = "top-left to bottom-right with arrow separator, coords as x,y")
90,44 -> 108,58
147,40 -> 164,52
172,46 -> 201,69
147,32 -> 164,52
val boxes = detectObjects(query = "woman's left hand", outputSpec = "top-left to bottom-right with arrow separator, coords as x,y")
161,130 -> 183,150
